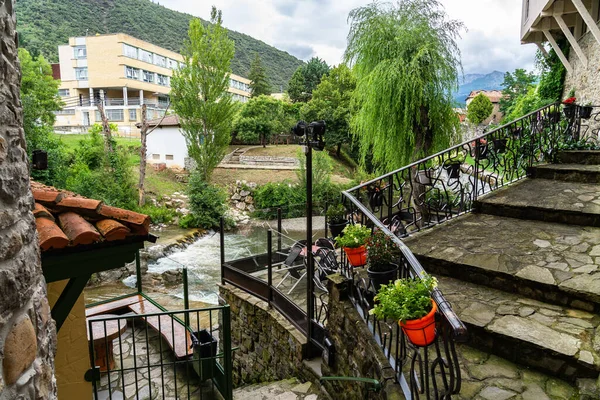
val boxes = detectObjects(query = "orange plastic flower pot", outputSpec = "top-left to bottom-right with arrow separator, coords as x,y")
399,300 -> 437,347
344,245 -> 367,267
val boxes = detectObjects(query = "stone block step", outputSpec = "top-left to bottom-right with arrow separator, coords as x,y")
454,343 -> 583,399
404,213 -> 600,312
556,150 -> 600,165
233,378 -> 318,399
528,164 -> 600,183
438,276 -> 600,382
474,179 -> 600,227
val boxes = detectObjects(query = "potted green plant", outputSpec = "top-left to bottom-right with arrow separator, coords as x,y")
491,136 -> 507,154
563,91 -> 577,118
442,153 -> 465,179
424,189 -> 460,212
335,224 -> 371,267
370,273 -> 438,346
580,102 -> 593,119
365,230 -> 399,291
326,204 -> 348,239
470,138 -> 488,159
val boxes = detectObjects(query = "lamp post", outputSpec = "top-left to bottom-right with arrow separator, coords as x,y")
292,120 -> 325,356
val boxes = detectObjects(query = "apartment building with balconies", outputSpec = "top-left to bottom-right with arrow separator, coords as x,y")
54,33 -> 251,135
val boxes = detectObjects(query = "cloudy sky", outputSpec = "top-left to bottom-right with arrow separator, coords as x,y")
157,0 -> 537,75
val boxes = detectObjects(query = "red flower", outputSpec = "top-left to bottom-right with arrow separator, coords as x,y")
563,97 -> 577,105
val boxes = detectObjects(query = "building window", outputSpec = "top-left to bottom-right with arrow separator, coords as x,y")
152,154 -> 160,160
95,109 -> 124,122
123,44 -> 138,59
139,49 -> 153,64
58,89 -> 70,97
75,67 -> 88,81
165,155 -> 174,161
125,66 -> 139,80
129,109 -> 137,121
142,70 -> 155,83
168,59 -> 179,70
157,74 -> 169,86
74,46 -> 87,59
154,55 -> 167,68
54,109 -> 76,115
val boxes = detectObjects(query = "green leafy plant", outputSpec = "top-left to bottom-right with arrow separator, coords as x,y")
370,274 -> 438,323
179,172 -> 228,229
335,223 -> 371,248
137,205 -> 178,224
365,230 -> 397,272
326,204 -> 347,223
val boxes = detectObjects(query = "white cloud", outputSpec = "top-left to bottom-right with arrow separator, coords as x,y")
156,0 -> 537,74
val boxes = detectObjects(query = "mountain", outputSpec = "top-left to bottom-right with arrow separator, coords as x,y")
454,71 -> 506,105
15,0 -> 305,90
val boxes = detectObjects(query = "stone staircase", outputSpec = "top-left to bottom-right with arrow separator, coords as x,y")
233,378 -> 319,400
404,150 -> 600,397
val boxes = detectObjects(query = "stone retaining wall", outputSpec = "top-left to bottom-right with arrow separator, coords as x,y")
239,155 -> 300,167
321,275 -> 404,400
0,2 -> 57,397
219,278 -> 404,399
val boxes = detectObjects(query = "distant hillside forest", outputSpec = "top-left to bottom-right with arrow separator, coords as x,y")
15,0 -> 305,90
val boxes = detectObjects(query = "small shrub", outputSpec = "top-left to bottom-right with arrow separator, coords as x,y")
179,172 -> 228,229
252,181 -> 305,219
137,205 -> 177,224
334,223 -> 371,248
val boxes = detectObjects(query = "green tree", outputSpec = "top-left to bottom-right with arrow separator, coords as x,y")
345,0 -> 463,171
467,93 -> 494,125
234,95 -> 293,146
287,57 -> 330,102
171,8 -> 236,181
19,47 -> 67,186
499,68 -> 537,114
302,64 -> 356,157
536,42 -> 568,102
248,53 -> 271,97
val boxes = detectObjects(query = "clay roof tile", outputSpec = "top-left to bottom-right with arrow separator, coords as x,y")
97,205 -> 150,234
96,219 -> 131,241
58,212 -> 101,246
36,218 -> 69,251
33,203 -> 54,221
56,196 -> 102,212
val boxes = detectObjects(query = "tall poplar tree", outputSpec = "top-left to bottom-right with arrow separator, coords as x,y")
345,0 -> 463,172
171,7 -> 236,181
248,53 -> 271,97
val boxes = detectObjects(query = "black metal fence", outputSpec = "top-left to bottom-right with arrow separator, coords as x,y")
87,305 -> 233,400
342,102 -> 584,238
337,102 -> 593,399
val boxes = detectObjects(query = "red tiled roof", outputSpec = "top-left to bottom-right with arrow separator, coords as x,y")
466,90 -> 504,104
31,181 -> 150,252
136,114 -> 181,129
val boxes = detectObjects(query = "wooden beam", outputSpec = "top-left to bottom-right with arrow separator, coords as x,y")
536,43 -> 550,58
555,14 -> 588,66
52,275 -> 91,332
572,0 -> 600,48
543,30 -> 573,73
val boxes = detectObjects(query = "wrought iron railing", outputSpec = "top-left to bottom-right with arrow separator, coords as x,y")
339,102 -> 586,399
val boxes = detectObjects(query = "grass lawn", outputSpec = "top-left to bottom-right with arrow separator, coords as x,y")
210,168 -> 299,186
56,133 -> 139,150
131,166 -> 187,198
245,145 -> 298,157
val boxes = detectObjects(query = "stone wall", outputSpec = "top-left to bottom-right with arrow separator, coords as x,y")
218,285 -> 311,387
239,155 -> 300,167
320,275 -> 404,400
219,279 -> 404,400
0,1 -> 57,398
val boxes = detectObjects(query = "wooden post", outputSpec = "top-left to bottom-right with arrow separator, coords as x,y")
96,100 -> 113,153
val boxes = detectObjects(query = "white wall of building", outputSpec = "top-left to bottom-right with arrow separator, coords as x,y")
146,126 -> 188,168
58,45 -> 75,81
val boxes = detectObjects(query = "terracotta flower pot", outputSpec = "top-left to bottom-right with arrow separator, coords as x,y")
344,245 -> 367,267
399,300 -> 437,347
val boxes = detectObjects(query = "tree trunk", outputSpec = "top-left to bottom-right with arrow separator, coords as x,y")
336,143 -> 342,157
97,100 -> 113,153
138,104 -> 148,207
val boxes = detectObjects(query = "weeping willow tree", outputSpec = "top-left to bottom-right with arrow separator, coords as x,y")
345,0 -> 464,172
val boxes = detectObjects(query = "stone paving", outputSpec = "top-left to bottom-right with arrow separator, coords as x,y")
438,276 -> 600,380
94,322 -> 222,400
233,379 -> 319,400
405,212 -> 600,306
477,178 -> 600,217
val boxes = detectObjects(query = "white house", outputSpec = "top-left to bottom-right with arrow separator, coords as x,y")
142,115 -> 189,169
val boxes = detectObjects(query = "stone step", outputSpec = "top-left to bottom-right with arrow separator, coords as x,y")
455,343 -> 587,399
556,150 -> 600,165
528,164 -> 600,184
438,276 -> 600,383
474,179 -> 600,227
233,378 -> 319,400
403,213 -> 600,312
